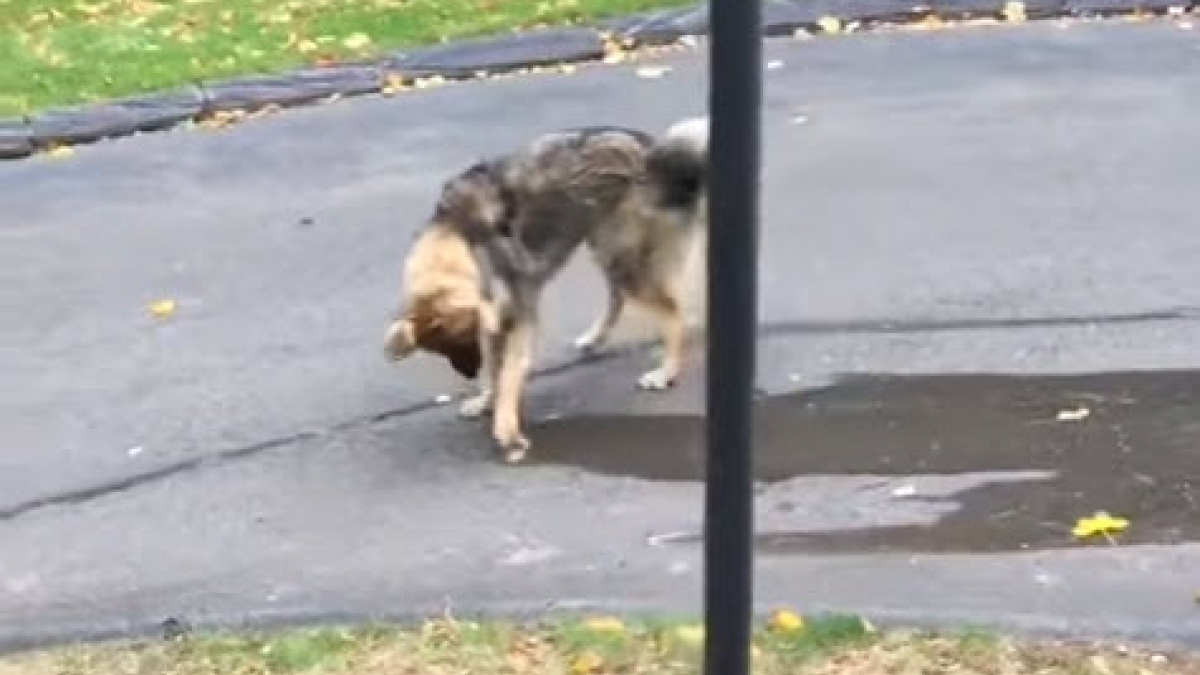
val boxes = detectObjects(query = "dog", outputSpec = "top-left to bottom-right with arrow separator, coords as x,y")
385,117 -> 709,463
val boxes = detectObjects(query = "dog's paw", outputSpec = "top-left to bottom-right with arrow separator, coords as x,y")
638,368 -> 677,391
573,331 -> 605,354
459,393 -> 493,419
499,435 -> 531,465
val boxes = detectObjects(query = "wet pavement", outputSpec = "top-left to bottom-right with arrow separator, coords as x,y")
533,370 -> 1200,552
5,19 -> 1200,650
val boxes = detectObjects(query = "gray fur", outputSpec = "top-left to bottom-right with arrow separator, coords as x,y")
428,118 -> 709,461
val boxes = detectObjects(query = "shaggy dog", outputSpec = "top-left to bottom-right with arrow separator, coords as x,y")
386,118 -> 708,462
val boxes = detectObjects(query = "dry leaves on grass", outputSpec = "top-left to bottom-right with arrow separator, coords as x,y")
768,609 -> 806,634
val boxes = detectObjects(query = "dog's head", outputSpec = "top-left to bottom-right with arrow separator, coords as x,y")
385,293 -> 482,378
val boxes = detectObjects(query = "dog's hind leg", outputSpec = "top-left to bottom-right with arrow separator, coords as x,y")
574,279 -> 625,353
633,283 -> 686,391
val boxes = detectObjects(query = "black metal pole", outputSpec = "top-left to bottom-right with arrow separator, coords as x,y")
704,0 -> 761,669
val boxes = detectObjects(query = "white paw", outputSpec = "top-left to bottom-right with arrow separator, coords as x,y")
574,331 -> 604,353
638,368 -> 677,391
459,394 -> 492,419
499,434 -> 531,464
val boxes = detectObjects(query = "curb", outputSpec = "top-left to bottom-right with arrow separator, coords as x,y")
0,0 -> 1193,160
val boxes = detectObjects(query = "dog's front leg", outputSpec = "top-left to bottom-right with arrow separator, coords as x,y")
491,313 -> 535,464
460,304 -> 500,419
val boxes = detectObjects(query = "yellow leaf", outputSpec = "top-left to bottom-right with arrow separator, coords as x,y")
343,32 -> 372,50
915,14 -> 945,30
1072,511 -> 1130,539
382,72 -> 408,95
767,609 -> 805,634
1002,1 -> 1026,22
582,617 -> 625,634
671,624 -> 705,649
46,145 -> 74,158
149,299 -> 177,318
816,16 -> 842,34
297,39 -> 318,53
570,651 -> 603,675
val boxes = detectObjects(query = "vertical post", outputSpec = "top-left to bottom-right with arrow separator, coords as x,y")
704,0 -> 760,669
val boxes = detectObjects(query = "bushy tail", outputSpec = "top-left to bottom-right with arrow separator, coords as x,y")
651,117 -> 709,329
646,117 -> 708,210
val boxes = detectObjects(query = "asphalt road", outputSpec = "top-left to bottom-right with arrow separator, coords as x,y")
3,19 -> 1200,651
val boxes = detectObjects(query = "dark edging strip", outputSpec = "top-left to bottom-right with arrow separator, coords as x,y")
1,0 -> 1194,160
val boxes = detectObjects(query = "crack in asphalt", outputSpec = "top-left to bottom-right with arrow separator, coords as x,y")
3,307 -> 1197,522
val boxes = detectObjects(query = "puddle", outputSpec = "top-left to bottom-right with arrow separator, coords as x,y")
528,370 -> 1200,553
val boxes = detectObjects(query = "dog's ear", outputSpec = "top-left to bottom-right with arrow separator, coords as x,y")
412,308 -> 482,379
384,317 -> 417,361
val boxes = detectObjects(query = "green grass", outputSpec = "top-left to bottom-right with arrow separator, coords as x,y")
0,0 -> 690,117
5,615 -> 1197,675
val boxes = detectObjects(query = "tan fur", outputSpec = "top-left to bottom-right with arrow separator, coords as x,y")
385,223 -> 486,379
386,119 -> 707,464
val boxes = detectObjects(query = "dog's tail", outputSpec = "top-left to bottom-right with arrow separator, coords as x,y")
646,117 -> 708,210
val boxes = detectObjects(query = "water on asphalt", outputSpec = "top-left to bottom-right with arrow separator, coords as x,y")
530,370 -> 1200,552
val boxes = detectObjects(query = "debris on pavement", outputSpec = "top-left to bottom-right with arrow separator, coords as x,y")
1073,511 -> 1130,539
1056,405 -> 1090,422
148,299 -> 177,318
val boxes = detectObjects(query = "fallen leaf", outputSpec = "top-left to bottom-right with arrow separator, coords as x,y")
570,651 -> 603,675
635,65 -> 671,78
1056,406 -> 1090,422
1072,511 -> 1130,539
1002,0 -> 1026,22
671,624 -> 705,649
296,39 -> 318,53
46,144 -> 74,158
414,74 -> 446,88
382,72 -> 408,95
582,617 -> 625,634
915,14 -> 946,30
342,32 -> 372,50
817,16 -> 842,34
767,609 -> 805,633
149,299 -> 177,317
